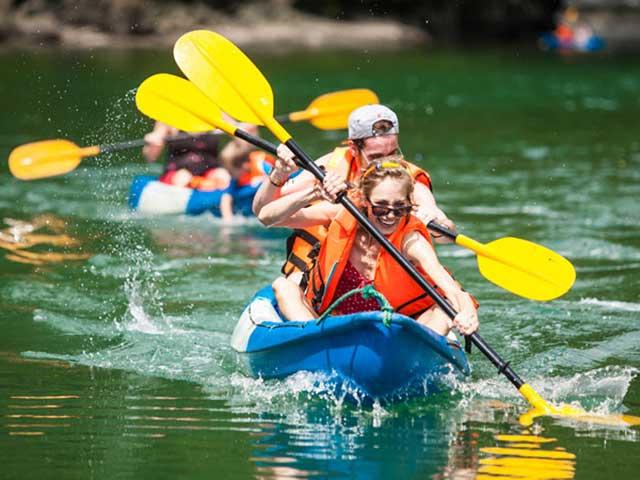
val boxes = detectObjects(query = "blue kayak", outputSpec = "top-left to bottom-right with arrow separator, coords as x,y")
128,175 -> 259,216
231,286 -> 470,402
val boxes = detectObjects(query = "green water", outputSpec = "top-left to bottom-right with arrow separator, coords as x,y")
1,47 -> 639,479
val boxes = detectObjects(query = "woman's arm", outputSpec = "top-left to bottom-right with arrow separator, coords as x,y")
258,185 -> 342,229
252,144 -> 300,217
252,147 -> 337,218
259,170 -> 347,228
403,231 -> 478,334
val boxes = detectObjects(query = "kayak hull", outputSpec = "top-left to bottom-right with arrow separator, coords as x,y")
231,286 -> 470,401
128,175 -> 259,216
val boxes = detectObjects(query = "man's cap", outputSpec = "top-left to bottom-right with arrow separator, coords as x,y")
348,104 -> 399,140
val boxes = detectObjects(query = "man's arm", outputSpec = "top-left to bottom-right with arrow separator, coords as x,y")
413,182 -> 456,244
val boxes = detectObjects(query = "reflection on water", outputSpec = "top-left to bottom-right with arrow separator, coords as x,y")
478,434 -> 575,480
148,223 -> 271,259
0,214 -> 90,265
7,394 -> 80,437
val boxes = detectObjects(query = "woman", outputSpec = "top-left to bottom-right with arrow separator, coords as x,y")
259,156 -> 478,337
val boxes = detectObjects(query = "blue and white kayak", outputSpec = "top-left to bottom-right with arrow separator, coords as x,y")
231,286 -> 470,401
128,175 -> 260,216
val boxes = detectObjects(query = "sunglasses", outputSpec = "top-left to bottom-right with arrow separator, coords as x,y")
368,203 -> 413,218
371,120 -> 397,137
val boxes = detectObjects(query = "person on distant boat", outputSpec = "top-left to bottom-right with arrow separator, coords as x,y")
253,104 -> 456,289
258,156 -> 478,336
143,121 -> 222,185
142,121 -> 271,221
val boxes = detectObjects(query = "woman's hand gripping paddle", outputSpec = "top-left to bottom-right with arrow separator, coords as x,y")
173,29 -> 640,428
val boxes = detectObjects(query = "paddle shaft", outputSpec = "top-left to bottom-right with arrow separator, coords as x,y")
284,138 -> 526,390
275,114 -> 291,123
233,128 -> 278,155
427,221 -> 457,239
100,131 -> 219,155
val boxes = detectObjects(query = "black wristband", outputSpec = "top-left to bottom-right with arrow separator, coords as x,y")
269,174 -> 286,188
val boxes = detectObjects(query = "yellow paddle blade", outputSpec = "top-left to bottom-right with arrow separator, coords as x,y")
457,235 -> 576,301
8,140 -> 98,180
136,73 -> 236,136
174,30 -> 272,127
518,384 -> 640,428
292,88 -> 380,130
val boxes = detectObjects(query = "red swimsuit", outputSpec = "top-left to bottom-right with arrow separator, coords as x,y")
330,261 -> 381,315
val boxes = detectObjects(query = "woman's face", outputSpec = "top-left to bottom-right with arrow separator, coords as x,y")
365,177 -> 412,235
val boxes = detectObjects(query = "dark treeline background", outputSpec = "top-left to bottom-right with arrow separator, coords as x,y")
2,0 -> 564,44
293,0 -> 563,42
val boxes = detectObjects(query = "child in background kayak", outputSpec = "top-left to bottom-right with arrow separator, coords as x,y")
258,156 -> 478,336
142,121 -> 262,189
142,121 -> 273,221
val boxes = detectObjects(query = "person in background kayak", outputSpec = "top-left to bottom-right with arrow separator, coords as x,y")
258,157 -> 478,336
143,121 -> 222,187
143,121 -> 264,189
253,104 -> 455,287
142,121 -> 272,221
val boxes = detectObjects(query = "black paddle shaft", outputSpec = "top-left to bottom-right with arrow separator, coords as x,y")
284,138 -> 526,390
234,129 -> 278,155
100,131 -> 226,155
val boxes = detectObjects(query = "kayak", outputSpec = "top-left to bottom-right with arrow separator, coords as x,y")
231,286 -> 470,402
128,175 -> 259,216
539,31 -> 604,53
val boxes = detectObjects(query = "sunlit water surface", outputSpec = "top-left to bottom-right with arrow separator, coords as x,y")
1,47 -> 639,479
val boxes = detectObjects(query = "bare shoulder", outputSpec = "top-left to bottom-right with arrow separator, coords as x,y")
402,230 -> 433,258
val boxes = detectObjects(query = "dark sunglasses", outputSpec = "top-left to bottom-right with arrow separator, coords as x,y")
369,203 -> 413,218
371,120 -> 397,137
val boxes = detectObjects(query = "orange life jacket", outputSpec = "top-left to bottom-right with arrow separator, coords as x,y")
236,151 -> 275,188
305,208 -> 444,318
281,146 -> 432,279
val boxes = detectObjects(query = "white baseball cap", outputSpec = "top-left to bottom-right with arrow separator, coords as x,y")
348,104 -> 399,140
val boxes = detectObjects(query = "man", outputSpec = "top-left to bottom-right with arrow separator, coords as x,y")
252,104 -> 455,283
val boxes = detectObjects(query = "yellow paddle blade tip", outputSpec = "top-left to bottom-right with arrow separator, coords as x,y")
305,88 -> 380,130
174,29 -> 272,127
520,404 -> 640,428
136,73 -> 233,134
476,236 -> 576,301
518,383 -> 640,428
8,139 -> 83,180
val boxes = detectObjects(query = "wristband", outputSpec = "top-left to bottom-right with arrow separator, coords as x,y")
269,174 -> 286,188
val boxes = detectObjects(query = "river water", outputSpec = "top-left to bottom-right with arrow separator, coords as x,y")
1,47 -> 639,479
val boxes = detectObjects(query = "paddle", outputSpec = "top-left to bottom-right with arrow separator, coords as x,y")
136,74 -> 277,156
173,29 -> 640,427
275,88 -> 379,130
427,223 -> 575,301
8,133 -> 211,181
8,86 -> 368,182
138,73 -> 576,303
